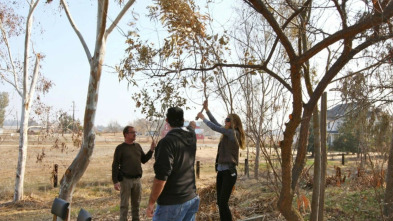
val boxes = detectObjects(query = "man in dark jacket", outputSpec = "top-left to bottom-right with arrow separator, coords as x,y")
146,107 -> 199,221
112,126 -> 155,221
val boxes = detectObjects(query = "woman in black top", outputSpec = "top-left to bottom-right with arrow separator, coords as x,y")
197,101 -> 246,221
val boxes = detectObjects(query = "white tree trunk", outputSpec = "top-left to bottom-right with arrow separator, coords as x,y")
13,0 -> 40,202
14,104 -> 29,201
58,45 -> 106,202
57,1 -> 135,208
13,55 -> 40,201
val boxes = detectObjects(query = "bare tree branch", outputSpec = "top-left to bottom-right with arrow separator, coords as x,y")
60,0 -> 93,63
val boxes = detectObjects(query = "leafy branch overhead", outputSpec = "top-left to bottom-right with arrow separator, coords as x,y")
118,0 -> 230,80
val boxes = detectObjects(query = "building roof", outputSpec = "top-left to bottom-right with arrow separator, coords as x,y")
327,102 -> 383,122
327,103 -> 357,120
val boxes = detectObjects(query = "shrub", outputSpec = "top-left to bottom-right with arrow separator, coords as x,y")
331,132 -> 359,153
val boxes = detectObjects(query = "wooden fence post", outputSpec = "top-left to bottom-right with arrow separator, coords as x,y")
53,164 -> 58,187
342,153 -> 345,165
196,161 -> 200,179
245,158 -> 249,177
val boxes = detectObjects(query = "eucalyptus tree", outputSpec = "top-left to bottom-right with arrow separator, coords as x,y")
46,0 -> 138,205
117,0 -> 215,138
0,0 -> 53,202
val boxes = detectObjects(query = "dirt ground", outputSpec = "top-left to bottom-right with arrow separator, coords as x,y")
2,132 -> 379,220
0,133 -> 222,191
0,133 -> 270,221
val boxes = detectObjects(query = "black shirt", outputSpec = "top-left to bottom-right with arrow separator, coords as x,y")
154,126 -> 197,205
112,142 -> 153,183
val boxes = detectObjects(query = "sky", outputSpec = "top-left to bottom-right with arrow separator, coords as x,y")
2,0 -> 346,129
2,0 -> 235,127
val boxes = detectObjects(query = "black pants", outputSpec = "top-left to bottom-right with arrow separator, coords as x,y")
216,169 -> 237,221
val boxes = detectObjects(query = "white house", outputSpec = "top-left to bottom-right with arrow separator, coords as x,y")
326,103 -> 357,146
326,103 -> 382,146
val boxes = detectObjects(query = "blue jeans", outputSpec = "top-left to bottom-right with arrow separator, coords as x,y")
153,196 -> 200,221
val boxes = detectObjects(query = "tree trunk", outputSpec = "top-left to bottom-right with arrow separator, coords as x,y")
57,0 -> 109,209
14,104 -> 29,201
13,1 -> 40,202
383,126 -> 393,220
255,137 -> 260,179
277,68 -> 303,221
58,46 -> 106,202
57,1 -> 135,209
291,108 -> 313,191
278,118 -> 304,221
310,107 -> 321,221
318,92 -> 327,221
14,55 -> 40,202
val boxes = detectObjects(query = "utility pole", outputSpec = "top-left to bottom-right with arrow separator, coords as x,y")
46,113 -> 49,134
15,110 -> 19,131
72,101 -> 75,132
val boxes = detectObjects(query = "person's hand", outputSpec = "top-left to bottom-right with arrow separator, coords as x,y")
197,112 -> 205,120
203,100 -> 209,111
150,140 -> 156,151
114,182 -> 120,191
189,121 -> 196,129
146,203 -> 155,217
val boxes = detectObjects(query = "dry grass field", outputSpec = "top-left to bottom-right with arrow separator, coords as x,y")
0,133 -> 282,221
0,132 -> 385,220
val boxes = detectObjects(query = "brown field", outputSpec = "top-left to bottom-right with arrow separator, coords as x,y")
0,133 -> 282,221
0,132 -> 385,220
